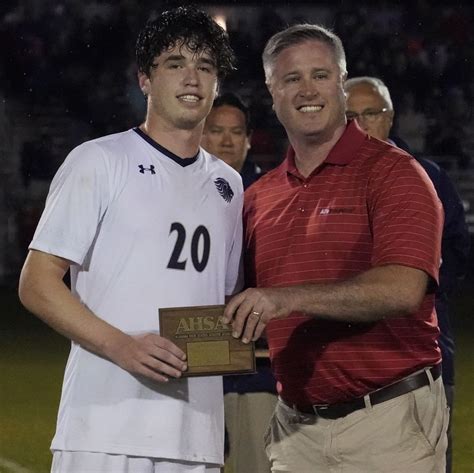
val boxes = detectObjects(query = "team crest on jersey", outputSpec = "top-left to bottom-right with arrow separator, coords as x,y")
138,164 -> 156,174
214,178 -> 234,203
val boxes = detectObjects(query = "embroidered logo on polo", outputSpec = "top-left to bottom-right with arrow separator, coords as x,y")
138,164 -> 156,174
319,207 -> 355,215
214,177 -> 234,203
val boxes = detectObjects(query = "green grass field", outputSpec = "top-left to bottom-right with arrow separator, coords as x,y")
1,285 -> 473,473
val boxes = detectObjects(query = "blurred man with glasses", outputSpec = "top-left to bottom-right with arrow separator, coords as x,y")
344,77 -> 393,143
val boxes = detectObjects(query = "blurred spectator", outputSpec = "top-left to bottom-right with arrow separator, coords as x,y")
203,92 -> 263,188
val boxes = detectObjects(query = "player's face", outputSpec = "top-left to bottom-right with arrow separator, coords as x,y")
139,44 -> 218,131
202,105 -> 251,172
345,83 -> 394,141
267,40 -> 346,144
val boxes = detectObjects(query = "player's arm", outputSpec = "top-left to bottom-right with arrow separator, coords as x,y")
19,250 -> 187,382
223,264 -> 428,343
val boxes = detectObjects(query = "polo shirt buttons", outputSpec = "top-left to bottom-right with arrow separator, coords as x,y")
298,182 -> 306,212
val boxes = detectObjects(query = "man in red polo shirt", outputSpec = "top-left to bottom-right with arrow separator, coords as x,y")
224,24 -> 448,472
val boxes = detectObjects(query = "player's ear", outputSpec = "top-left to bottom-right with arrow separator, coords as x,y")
138,71 -> 151,96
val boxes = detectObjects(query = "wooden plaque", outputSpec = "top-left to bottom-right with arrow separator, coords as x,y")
159,305 -> 256,377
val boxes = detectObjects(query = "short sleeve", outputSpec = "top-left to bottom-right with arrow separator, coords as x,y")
29,142 -> 110,265
369,154 -> 443,283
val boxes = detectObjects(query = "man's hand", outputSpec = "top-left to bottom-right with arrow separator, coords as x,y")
223,287 -> 293,343
107,333 -> 188,383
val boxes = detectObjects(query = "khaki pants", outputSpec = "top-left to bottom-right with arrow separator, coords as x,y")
264,375 -> 448,473
224,392 -> 278,473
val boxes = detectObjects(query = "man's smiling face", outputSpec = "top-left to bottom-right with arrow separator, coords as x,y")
267,40 -> 346,144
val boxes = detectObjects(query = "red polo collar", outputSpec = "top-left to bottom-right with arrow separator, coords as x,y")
283,120 -> 366,177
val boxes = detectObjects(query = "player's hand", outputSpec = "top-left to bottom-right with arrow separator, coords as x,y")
223,288 -> 293,343
108,333 -> 187,383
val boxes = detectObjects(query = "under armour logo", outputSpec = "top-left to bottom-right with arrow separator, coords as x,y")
138,164 -> 156,174
214,177 -> 234,203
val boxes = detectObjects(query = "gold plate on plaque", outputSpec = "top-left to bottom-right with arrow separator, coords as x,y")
159,305 -> 256,377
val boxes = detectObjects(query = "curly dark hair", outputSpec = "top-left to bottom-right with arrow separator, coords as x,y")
136,6 -> 235,80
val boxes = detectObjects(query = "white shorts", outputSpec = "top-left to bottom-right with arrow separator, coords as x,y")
51,451 -> 221,473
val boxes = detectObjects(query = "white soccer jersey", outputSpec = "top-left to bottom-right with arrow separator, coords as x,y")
29,128 -> 244,464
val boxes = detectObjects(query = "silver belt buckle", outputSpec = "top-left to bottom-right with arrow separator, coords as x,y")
313,403 -> 329,415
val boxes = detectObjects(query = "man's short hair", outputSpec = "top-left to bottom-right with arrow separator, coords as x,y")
345,76 -> 394,111
212,93 -> 252,135
262,24 -> 347,81
136,6 -> 235,79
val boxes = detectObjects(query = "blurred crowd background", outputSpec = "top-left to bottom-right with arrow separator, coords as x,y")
1,0 -> 473,285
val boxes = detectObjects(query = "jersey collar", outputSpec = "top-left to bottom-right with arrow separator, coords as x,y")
133,127 -> 199,167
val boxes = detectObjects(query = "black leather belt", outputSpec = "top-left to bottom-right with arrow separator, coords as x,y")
282,364 -> 441,420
